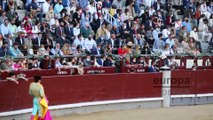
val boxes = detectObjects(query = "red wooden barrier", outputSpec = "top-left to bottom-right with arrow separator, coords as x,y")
171,70 -> 213,95
171,70 -> 196,95
0,73 -> 162,112
195,70 -> 213,94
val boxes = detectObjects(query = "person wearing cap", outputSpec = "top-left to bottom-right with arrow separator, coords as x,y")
9,43 -> 24,57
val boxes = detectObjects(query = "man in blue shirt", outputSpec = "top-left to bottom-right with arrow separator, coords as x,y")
182,18 -> 191,33
153,33 -> 165,53
54,0 -> 64,16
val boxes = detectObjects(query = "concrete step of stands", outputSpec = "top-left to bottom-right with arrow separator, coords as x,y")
15,10 -> 26,21
201,42 -> 209,53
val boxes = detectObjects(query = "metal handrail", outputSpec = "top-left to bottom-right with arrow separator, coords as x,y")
93,0 -> 117,25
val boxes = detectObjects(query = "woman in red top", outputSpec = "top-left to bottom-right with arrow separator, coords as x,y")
24,21 -> 33,34
118,44 -> 127,55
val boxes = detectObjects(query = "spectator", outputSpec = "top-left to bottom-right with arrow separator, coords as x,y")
0,11 -> 8,25
79,0 -> 88,9
80,22 -> 94,38
165,34 -> 175,48
64,22 -> 74,43
137,56 -> 147,67
208,2 -> 213,14
97,55 -> 106,66
73,23 -> 81,37
141,42 -> 151,54
118,44 -> 127,55
55,57 -> 63,69
84,34 -> 97,54
15,31 -> 25,47
9,18 -> 17,35
161,43 -> 174,56
0,58 -> 13,71
133,45 -> 141,56
169,56 -> 178,70
87,1 -> 97,15
50,43 -> 64,56
0,19 -> 11,38
28,58 -> 40,69
112,0 -> 123,9
9,43 -> 24,57
45,5 -> 54,21
200,1 -> 211,19
42,0 -> 51,15
37,44 -> 49,56
134,34 -> 144,48
5,33 -> 14,48
106,33 -> 118,53
103,55 -> 114,66
55,21 -> 64,38
73,34 -> 85,50
188,37 -> 200,55
182,17 -> 192,33
198,18 -> 212,43
209,14 -> 213,27
73,8 -> 82,24
178,26 -> 188,41
6,71 -> 18,84
13,60 -> 23,71
96,23 -> 107,40
103,0 -> 112,9
153,33 -> 165,53
28,0 -> 40,17
119,23 -> 130,40
0,33 -> 3,48
54,0 -> 64,17
25,34 -> 33,49
152,26 -> 161,42
61,42 -> 73,55
39,55 -> 52,69
55,33 -> 70,46
0,42 -> 10,57
147,60 -> 158,72
83,55 -> 92,67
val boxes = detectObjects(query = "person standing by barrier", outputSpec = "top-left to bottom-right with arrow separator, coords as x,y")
29,76 -> 52,120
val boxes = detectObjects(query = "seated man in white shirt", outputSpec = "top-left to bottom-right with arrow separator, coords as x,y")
198,19 -> 212,43
42,0 -> 51,15
72,34 -> 85,50
84,34 -> 97,54
201,1 -> 211,19
0,19 -> 11,38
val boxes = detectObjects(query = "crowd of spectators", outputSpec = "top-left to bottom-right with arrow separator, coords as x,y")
0,0 -> 212,74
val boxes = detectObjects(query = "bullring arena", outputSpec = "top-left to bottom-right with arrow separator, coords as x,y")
0,0 -> 213,120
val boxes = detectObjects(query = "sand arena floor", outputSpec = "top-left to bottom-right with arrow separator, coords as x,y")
54,104 -> 213,120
